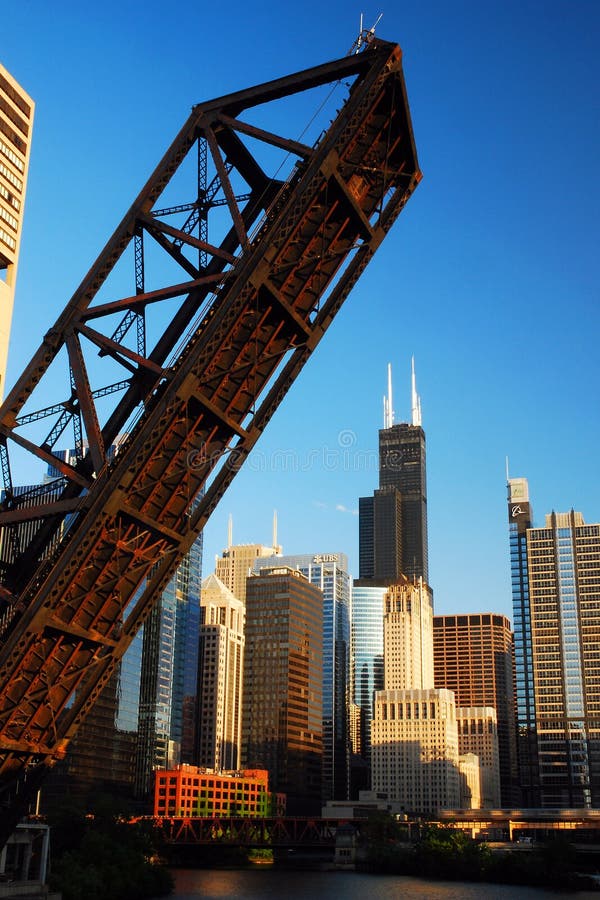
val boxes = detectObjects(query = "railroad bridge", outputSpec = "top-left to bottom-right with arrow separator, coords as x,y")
0,38 -> 421,847
153,815 -> 358,849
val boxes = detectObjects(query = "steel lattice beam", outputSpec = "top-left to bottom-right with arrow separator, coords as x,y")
0,39 -> 420,843
152,815 -> 350,847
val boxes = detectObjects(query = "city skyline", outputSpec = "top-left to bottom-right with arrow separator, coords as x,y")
2,1 -> 599,619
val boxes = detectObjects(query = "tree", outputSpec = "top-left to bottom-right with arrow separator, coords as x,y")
414,825 -> 492,880
47,813 -> 173,900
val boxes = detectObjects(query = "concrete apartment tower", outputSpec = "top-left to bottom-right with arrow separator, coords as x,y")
0,64 -> 34,401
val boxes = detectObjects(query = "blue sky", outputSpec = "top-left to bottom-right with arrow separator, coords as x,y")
2,1 -> 599,618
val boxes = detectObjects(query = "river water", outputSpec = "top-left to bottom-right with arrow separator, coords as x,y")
164,868 -> 599,899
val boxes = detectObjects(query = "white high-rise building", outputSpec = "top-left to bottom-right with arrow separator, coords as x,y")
383,577 -> 434,691
198,574 -> 245,771
371,575 -> 462,813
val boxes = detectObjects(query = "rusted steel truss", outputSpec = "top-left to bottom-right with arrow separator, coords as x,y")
154,815 -> 351,847
0,39 -> 420,837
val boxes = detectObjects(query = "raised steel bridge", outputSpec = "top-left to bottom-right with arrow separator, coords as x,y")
0,39 -> 420,847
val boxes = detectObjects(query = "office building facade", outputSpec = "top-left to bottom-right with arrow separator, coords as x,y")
433,613 -> 518,806
383,577 -> 434,690
62,635 -> 142,798
0,482 -> 63,570
254,551 -> 350,802
354,363 -> 427,781
361,363 -> 480,811
0,64 -> 34,401
242,566 -> 323,815
197,574 -> 245,772
509,477 -> 600,807
371,687 -> 460,813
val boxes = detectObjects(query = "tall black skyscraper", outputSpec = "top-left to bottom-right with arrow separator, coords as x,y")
359,360 -> 428,583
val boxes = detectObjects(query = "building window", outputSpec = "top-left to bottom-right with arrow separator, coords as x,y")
0,138 -> 24,172
0,225 -> 16,250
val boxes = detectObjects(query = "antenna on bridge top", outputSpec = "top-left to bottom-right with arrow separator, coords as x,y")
351,12 -> 384,54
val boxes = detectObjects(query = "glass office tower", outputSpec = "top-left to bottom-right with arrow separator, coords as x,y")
509,477 -> 600,807
508,477 -> 539,806
349,580 -> 385,765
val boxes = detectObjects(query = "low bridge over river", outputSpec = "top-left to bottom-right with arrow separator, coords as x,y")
150,816 -> 363,850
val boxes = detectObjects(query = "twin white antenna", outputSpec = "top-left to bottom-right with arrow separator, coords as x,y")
383,362 -> 394,428
383,357 -> 422,428
354,12 -> 383,54
226,511 -> 279,549
411,356 -> 422,427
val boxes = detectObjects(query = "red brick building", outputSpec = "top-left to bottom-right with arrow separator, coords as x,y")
153,765 -> 284,817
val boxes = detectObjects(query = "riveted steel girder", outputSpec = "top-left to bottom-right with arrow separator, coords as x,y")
0,39 -> 421,841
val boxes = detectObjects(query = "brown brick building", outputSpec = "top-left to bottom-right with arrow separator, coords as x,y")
433,613 -> 519,806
